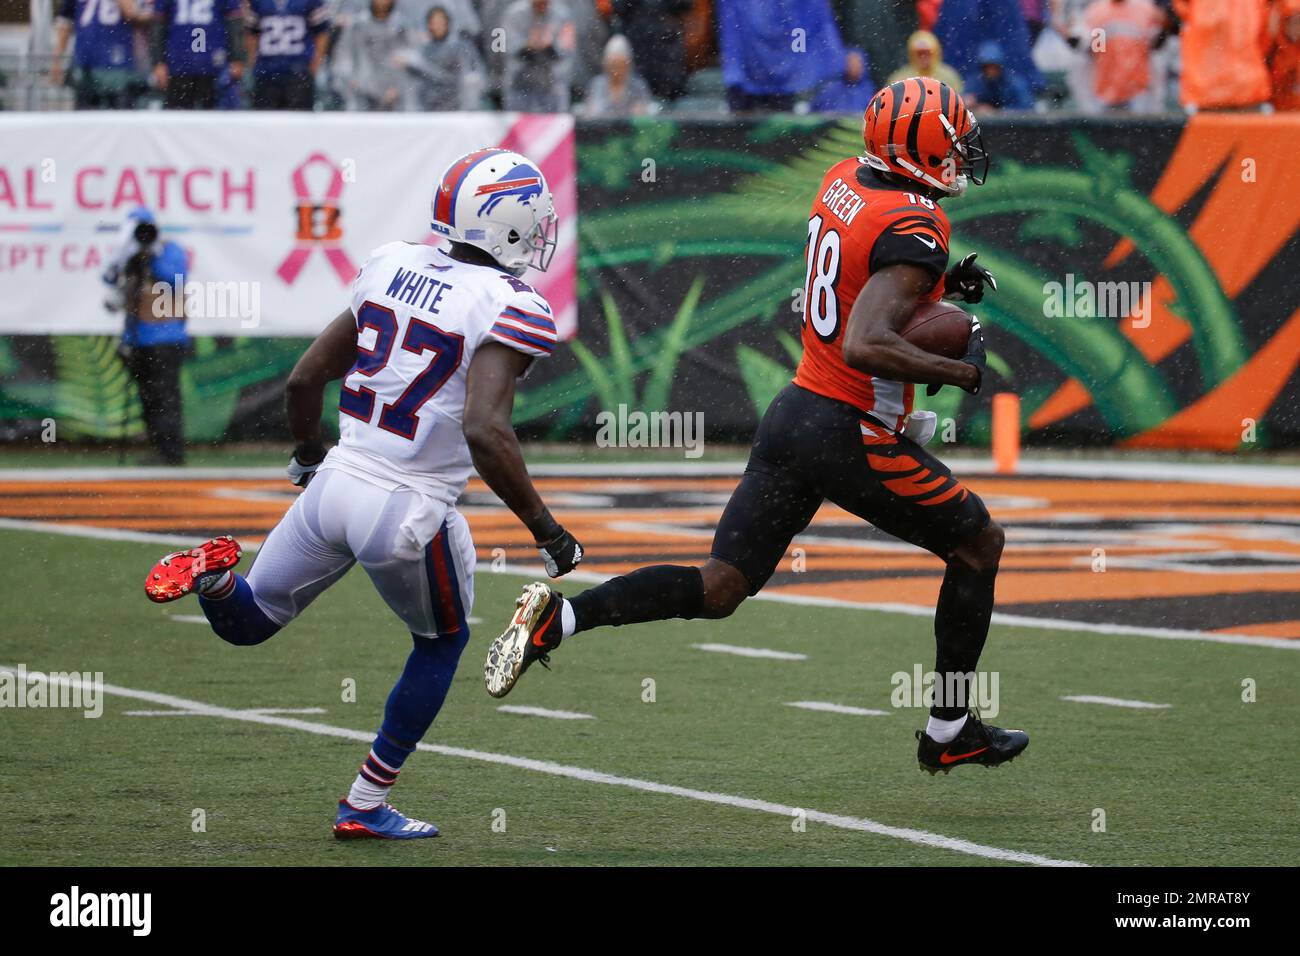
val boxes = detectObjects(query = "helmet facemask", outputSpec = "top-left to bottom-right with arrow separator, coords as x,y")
934,113 -> 989,195
954,121 -> 989,187
519,210 -> 558,274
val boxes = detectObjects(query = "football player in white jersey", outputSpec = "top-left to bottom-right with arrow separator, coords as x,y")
142,147 -> 584,840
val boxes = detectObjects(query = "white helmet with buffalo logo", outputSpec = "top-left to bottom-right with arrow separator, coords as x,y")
430,147 -> 557,276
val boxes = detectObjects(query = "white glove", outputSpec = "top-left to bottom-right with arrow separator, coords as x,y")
901,410 -> 938,446
286,456 -> 321,488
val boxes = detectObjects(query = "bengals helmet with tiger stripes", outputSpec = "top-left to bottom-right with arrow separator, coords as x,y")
862,76 -> 988,195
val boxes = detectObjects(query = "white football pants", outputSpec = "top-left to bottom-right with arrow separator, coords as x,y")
245,468 -> 475,639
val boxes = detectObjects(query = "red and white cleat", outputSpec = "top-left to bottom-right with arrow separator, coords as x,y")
144,535 -> 243,603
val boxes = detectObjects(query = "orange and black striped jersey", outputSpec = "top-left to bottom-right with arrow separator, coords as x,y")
793,156 -> 950,430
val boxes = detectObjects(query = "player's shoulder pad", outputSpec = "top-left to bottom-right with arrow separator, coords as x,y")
870,201 -> 951,279
490,270 -> 539,298
353,240 -> 419,280
364,240 -> 419,264
488,277 -> 558,358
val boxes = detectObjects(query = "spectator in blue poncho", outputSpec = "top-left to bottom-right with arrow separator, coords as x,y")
964,40 -> 1036,111
716,0 -> 847,111
933,0 -> 1042,93
809,47 -> 875,113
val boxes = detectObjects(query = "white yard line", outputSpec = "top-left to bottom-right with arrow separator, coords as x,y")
757,589 -> 1300,652
691,643 -> 807,661
0,665 -> 1085,867
0,519 -> 266,552
985,609 -> 1296,651
1060,695 -> 1172,710
496,705 -> 594,721
786,701 -> 891,717
1081,550 -> 1300,574
0,467 -> 290,482
4,457 -> 1300,485
3,521 -> 1298,651
608,518 -> 1233,554
125,706 -> 328,717
0,517 -> 206,549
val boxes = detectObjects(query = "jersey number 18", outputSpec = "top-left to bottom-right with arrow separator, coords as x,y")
804,215 -> 842,342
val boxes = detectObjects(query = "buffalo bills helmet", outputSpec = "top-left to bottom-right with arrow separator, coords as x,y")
430,148 -> 557,275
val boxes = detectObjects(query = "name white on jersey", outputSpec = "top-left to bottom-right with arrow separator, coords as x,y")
321,241 -> 557,504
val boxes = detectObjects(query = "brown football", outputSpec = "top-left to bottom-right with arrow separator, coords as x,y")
898,301 -> 974,359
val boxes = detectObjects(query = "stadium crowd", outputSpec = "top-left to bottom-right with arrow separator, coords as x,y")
22,0 -> 1300,114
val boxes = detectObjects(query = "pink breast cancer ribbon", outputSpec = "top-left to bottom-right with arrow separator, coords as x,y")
276,152 -> 358,285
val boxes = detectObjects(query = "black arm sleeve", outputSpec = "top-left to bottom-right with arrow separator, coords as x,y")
868,213 -> 950,282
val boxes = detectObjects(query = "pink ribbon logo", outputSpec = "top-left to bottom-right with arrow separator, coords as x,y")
276,152 -> 358,285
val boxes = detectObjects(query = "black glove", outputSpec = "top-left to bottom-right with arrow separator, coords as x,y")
537,527 -> 583,578
943,253 -> 998,304
287,441 -> 326,488
927,317 -> 988,396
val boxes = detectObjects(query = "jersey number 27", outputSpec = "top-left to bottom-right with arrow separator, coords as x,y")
340,301 -> 464,440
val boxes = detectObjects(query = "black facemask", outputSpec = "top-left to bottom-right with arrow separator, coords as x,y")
957,123 -> 989,186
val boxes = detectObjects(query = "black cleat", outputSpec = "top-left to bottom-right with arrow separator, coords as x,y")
916,711 -> 1029,774
484,582 -> 564,698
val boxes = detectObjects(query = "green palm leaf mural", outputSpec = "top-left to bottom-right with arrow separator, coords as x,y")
736,329 -> 801,415
50,336 -> 142,440
528,117 -> 1246,444
569,275 -> 707,419
182,337 -> 308,442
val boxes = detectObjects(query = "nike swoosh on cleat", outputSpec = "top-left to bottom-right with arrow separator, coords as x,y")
939,746 -> 989,764
531,604 -> 558,647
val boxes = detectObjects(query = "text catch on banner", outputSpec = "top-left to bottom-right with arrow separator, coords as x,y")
0,112 -> 576,338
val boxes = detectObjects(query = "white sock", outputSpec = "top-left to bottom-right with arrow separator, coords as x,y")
347,749 -> 400,810
346,776 -> 390,810
196,571 -> 234,598
560,598 -> 576,638
925,713 -> 968,744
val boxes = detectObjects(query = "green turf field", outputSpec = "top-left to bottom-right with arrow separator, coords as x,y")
1,526 -> 1296,867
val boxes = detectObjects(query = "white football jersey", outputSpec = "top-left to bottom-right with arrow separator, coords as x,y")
318,241 -> 557,504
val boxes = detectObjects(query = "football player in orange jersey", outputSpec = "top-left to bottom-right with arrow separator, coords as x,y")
486,78 -> 1027,774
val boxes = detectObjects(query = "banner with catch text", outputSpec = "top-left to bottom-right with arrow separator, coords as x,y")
0,112 -> 576,339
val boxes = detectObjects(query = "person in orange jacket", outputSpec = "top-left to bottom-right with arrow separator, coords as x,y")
1173,0 -> 1272,110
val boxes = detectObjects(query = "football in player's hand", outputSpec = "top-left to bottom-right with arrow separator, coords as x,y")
899,301 -> 975,360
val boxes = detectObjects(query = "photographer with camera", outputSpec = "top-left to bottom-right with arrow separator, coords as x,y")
103,207 -> 190,467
